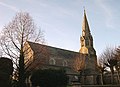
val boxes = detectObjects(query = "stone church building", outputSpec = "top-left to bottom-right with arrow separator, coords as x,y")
24,10 -> 99,85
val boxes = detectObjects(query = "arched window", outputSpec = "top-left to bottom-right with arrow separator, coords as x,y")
63,60 -> 68,66
49,58 -> 56,65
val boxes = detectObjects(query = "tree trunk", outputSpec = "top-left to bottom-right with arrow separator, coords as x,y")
117,70 -> 120,84
18,37 -> 26,87
110,67 -> 114,84
18,51 -> 26,87
101,72 -> 104,85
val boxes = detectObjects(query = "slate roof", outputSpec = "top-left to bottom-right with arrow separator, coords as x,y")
27,41 -> 79,59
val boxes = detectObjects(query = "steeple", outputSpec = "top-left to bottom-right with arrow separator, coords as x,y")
80,10 -> 95,54
79,10 -> 98,85
82,9 -> 91,36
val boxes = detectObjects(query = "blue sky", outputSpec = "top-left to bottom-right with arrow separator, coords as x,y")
0,0 -> 120,56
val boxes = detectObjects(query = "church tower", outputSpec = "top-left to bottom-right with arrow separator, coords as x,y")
79,10 -> 98,85
80,9 -> 96,55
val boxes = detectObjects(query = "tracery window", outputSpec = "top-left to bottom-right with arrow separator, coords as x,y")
49,58 -> 56,65
63,60 -> 68,66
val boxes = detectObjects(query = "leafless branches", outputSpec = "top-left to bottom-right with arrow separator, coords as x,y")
98,47 -> 117,84
0,12 -> 45,86
73,54 -> 85,72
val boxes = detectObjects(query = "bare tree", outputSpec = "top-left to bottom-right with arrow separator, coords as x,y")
0,12 -> 45,87
73,54 -> 85,72
101,47 -> 117,84
114,46 -> 120,84
98,54 -> 107,85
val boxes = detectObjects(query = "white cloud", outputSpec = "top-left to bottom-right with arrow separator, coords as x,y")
0,1 -> 19,12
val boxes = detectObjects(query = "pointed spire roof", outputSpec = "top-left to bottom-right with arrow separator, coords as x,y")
82,9 -> 90,36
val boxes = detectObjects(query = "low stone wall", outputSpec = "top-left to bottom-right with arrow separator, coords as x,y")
81,85 -> 120,87
71,85 -> 120,87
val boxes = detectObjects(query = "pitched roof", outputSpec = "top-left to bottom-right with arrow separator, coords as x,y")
27,41 -> 79,59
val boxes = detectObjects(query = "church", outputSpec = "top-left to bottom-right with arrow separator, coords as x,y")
24,10 -> 98,85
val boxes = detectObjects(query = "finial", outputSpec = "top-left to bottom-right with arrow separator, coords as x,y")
83,6 -> 86,14
83,6 -> 85,10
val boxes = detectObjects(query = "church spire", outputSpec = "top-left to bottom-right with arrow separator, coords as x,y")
80,10 -> 94,54
79,9 -> 98,84
82,9 -> 90,36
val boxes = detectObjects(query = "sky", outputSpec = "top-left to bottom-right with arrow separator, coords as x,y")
0,0 -> 120,56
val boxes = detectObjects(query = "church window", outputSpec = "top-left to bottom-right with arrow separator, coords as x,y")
49,58 -> 56,65
63,60 -> 68,66
82,30 -> 85,36
85,38 -> 89,46
81,37 -> 84,47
